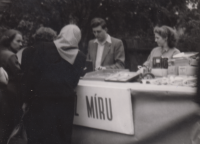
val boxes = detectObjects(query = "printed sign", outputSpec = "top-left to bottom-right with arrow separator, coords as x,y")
73,85 -> 134,135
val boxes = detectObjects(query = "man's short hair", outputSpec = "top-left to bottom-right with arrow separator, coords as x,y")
91,18 -> 107,29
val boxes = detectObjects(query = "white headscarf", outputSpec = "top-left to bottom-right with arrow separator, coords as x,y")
54,24 -> 81,64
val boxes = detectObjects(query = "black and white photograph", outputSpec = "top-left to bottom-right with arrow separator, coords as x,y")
0,0 -> 200,144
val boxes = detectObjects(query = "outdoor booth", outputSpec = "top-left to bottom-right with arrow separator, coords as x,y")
71,52 -> 200,144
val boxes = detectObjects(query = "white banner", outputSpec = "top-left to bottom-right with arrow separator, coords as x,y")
73,84 -> 134,135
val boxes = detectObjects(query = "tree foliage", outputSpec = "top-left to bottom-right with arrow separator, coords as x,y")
176,8 -> 200,52
0,0 -> 199,53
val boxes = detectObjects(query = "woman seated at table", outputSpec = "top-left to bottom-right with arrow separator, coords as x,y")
141,25 -> 180,72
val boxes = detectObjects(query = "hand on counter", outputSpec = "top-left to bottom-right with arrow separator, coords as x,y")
95,66 -> 106,71
137,65 -> 147,74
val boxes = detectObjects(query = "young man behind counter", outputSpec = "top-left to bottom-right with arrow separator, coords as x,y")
87,18 -> 125,71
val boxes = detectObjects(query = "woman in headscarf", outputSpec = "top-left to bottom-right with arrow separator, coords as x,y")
22,24 -> 86,144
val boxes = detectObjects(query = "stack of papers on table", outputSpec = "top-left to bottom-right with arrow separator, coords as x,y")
105,72 -> 139,82
82,69 -> 129,81
141,76 -> 197,87
174,58 -> 190,66
173,52 -> 199,59
173,52 -> 199,66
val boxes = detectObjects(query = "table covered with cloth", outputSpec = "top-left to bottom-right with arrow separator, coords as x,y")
72,80 -> 200,144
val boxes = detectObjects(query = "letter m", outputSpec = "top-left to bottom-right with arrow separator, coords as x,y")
86,96 -> 95,118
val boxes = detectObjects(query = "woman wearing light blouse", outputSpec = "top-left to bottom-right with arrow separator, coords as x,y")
143,25 -> 180,71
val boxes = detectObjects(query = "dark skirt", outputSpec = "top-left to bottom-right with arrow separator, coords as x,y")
24,92 -> 75,144
0,82 -> 21,144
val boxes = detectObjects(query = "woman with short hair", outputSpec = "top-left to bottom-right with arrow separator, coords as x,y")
32,27 -> 57,43
19,27 -> 57,70
0,29 -> 23,144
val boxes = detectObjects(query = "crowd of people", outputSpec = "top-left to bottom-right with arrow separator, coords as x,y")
0,24 -> 85,144
0,17 -> 182,144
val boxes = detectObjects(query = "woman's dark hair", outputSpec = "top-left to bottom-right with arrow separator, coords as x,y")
154,25 -> 177,48
33,27 -> 57,43
0,29 -> 22,48
91,18 -> 107,29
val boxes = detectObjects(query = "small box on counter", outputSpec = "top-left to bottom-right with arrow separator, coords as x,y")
168,66 -> 178,76
189,59 -> 198,66
178,66 -> 198,76
168,52 -> 199,76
